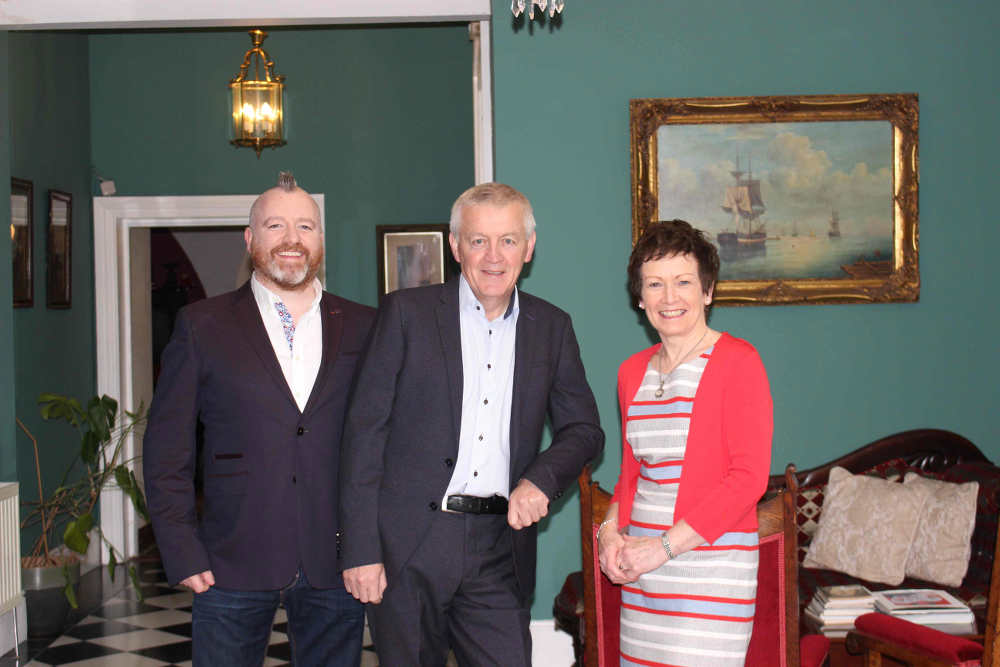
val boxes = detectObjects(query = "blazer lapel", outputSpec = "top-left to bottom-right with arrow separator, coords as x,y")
436,280 -> 464,447
233,282 -> 299,410
302,293 -> 344,415
511,291 -> 538,464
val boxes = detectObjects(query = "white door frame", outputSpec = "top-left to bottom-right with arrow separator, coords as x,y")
93,194 -> 325,561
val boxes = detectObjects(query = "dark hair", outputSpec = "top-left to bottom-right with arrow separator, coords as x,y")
627,220 -> 720,305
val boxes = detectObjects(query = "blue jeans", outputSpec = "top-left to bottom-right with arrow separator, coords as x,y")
191,568 -> 363,667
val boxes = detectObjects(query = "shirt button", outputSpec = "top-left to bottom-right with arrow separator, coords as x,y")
473,471 -> 478,477
478,434 -> 484,441
487,363 -> 492,369
444,458 -> 454,467
292,475 -> 297,484
483,398 -> 488,405
297,427 -> 305,435
429,501 -> 439,511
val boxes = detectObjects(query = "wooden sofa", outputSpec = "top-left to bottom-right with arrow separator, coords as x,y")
769,429 -> 999,665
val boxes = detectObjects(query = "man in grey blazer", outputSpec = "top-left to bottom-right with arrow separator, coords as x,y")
340,182 -> 603,665
144,173 -> 374,666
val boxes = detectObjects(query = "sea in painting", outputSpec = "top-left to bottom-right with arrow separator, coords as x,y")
656,120 -> 892,281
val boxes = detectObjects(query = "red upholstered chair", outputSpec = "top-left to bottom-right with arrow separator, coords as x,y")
578,466 -> 829,667
844,509 -> 1000,666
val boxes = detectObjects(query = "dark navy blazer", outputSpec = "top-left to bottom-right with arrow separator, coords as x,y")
339,278 -> 603,599
144,282 -> 375,589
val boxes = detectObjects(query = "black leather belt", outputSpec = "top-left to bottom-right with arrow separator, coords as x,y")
445,494 -> 509,515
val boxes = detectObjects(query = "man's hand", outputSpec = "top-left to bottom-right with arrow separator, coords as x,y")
180,570 -> 215,593
507,478 -> 549,530
343,563 -> 387,604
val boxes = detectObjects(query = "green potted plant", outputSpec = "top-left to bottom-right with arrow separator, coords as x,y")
18,393 -> 147,636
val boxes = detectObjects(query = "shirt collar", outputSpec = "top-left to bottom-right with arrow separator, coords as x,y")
458,274 -> 518,321
251,272 -> 323,313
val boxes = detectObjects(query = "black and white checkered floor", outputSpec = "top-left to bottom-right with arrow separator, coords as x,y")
19,565 -> 380,667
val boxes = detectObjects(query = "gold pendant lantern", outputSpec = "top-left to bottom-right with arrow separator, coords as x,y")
230,30 -> 286,158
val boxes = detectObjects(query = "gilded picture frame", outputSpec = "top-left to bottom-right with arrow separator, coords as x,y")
631,94 -> 919,305
376,223 -> 457,302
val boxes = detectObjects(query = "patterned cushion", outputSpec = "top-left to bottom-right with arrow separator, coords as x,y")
803,467 -> 930,585
903,473 -> 978,587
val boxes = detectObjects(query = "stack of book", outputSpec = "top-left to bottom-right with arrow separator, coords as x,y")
804,584 -> 876,637
872,589 -> 977,635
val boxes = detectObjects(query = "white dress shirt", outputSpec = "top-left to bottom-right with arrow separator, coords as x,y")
250,273 -> 323,412
442,275 -> 519,504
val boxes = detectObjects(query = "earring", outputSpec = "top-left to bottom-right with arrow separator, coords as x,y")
639,303 -> 645,310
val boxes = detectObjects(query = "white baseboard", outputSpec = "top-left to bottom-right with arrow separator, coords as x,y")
530,618 -> 575,665
0,601 -> 28,658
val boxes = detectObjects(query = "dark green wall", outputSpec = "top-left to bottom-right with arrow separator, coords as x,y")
0,32 -> 15,482
8,31 -> 95,554
89,25 -> 474,305
491,0 -> 1000,616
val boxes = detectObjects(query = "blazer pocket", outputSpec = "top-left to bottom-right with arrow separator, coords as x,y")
204,469 -> 248,495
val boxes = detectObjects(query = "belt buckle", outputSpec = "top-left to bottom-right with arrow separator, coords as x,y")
442,495 -> 462,514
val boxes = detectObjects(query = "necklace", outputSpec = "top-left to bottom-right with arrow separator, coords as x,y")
654,329 -> 709,398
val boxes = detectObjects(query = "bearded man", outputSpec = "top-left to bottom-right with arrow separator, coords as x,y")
144,172 -> 374,667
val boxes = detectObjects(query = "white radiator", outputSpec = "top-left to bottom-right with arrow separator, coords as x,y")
0,483 -> 22,616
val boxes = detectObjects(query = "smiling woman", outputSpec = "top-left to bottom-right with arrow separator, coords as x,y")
597,220 -> 774,667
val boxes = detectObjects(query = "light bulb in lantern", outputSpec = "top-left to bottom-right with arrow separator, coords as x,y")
242,103 -> 256,134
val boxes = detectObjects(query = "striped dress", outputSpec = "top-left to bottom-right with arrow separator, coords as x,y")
620,346 -> 759,667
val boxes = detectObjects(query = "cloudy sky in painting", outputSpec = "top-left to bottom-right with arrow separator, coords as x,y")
656,121 -> 892,238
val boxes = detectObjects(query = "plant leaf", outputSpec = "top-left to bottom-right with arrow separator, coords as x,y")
80,430 -> 100,465
107,547 -> 118,578
63,514 -> 93,554
114,465 -> 132,490
87,398 -> 112,443
129,470 -> 149,521
128,565 -> 143,601
62,565 -> 78,608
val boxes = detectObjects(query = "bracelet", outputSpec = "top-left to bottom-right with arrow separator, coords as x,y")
660,532 -> 675,561
597,518 -> 615,541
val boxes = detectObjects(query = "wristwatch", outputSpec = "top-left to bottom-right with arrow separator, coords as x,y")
660,532 -> 675,561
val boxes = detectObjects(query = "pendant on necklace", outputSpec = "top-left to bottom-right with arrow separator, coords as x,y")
654,386 -> 664,398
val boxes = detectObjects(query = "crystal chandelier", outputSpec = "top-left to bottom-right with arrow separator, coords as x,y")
229,30 -> 286,158
511,0 -> 564,20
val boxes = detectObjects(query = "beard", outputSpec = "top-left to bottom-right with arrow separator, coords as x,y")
251,241 -> 321,290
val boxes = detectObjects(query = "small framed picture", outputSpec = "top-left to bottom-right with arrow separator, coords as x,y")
47,189 -> 72,308
376,224 -> 456,301
11,178 -> 33,308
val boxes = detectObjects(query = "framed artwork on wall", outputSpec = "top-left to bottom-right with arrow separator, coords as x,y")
10,178 -> 33,308
376,224 -> 456,301
47,189 -> 72,308
630,93 -> 920,305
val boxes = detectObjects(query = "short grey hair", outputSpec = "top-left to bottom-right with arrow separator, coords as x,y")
449,182 -> 536,238
249,171 -> 304,228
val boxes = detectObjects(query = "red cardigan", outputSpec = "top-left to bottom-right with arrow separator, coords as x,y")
610,333 -> 773,543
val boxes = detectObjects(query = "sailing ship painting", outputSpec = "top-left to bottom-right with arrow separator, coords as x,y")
828,210 -> 842,238
655,120 -> 893,281
718,156 -> 767,249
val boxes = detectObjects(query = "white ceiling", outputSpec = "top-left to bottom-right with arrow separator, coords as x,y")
0,0 -> 491,29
